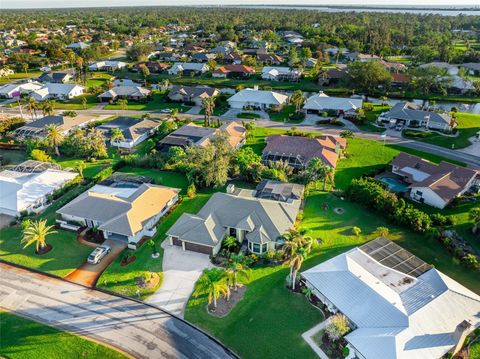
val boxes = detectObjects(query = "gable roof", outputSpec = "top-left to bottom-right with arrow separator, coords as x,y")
303,92 -> 363,111
98,86 -> 150,99
58,183 -> 180,237
98,117 -> 160,142
166,191 -> 300,247
169,85 -> 218,99
213,64 -> 255,75
263,134 -> 347,168
302,238 -> 480,359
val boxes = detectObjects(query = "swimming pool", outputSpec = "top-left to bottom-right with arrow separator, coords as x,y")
379,177 -> 408,193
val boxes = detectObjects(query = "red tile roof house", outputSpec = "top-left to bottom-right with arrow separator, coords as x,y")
212,65 -> 255,79
262,134 -> 347,169
390,152 -> 479,208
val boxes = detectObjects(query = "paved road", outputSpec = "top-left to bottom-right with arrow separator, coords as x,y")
1,106 -> 478,167
0,262 -> 236,359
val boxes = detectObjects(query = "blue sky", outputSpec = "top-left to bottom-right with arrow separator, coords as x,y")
2,0 -> 480,9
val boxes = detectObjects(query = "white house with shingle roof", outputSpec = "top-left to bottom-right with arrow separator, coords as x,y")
166,186 -> 300,255
227,88 -> 288,110
302,237 -> 480,359
57,183 -> 180,244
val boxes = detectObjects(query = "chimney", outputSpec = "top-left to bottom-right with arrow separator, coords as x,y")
226,183 -> 235,194
450,320 -> 472,356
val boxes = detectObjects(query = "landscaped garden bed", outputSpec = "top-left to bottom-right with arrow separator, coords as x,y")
236,112 -> 261,119
207,286 -> 247,317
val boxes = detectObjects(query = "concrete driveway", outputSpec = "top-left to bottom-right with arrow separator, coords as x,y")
65,239 -> 126,288
146,241 -> 213,317
221,108 -> 270,120
0,262 -> 236,359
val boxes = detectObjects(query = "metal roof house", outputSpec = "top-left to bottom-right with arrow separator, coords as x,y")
227,88 -> 288,110
302,237 -> 480,359
166,186 -> 301,255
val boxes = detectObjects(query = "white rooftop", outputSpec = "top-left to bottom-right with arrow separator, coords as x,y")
302,239 -> 480,359
303,92 -> 363,111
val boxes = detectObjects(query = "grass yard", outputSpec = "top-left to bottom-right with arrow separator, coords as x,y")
53,94 -> 99,110
401,112 -> 480,149
96,168 -> 216,299
268,105 -> 303,123
104,93 -> 190,112
0,71 -> 42,85
85,72 -> 114,89
0,311 -> 127,359
186,187 -> 480,359
359,103 -> 391,132
236,112 -> 261,120
470,340 -> 480,359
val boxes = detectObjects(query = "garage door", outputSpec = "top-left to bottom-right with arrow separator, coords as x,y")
172,237 -> 182,246
184,242 -> 213,255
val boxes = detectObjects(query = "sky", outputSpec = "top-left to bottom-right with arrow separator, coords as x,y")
2,0 -> 480,9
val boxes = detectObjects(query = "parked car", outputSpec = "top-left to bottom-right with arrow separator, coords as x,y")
87,245 -> 111,264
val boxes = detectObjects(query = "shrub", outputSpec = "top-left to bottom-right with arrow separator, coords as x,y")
30,149 -> 52,162
362,103 -> 374,112
325,314 -> 350,341
342,346 -> 350,358
187,183 -> 197,198
431,213 -> 452,226
352,226 -> 362,236
375,226 -> 390,237
463,254 -> 479,269
0,116 -> 25,135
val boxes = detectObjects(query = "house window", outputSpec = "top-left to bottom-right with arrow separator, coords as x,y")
416,190 -> 423,196
229,227 -> 237,237
249,242 -> 268,254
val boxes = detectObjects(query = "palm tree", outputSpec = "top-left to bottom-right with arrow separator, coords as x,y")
75,161 -> 86,179
160,79 -> 170,91
81,97 -> 87,109
195,268 -> 230,309
41,100 -> 55,116
21,219 -> 57,253
21,62 -> 29,75
3,65 -> 11,80
110,128 -> 125,144
202,97 -> 215,127
307,159 -> 334,191
282,229 -> 314,290
226,254 -> 251,291
289,90 -> 305,114
469,208 -> 480,234
27,96 -> 38,120
45,124 -> 63,156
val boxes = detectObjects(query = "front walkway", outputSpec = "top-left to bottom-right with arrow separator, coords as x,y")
302,317 -> 333,359
185,106 -> 202,115
146,241 -> 213,317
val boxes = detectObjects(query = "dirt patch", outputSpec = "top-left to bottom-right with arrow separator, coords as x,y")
207,286 -> 247,317
120,254 -> 137,267
136,272 -> 160,290
36,244 -> 53,255
333,207 -> 345,215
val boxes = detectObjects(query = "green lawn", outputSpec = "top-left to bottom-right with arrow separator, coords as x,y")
359,103 -> 391,132
268,105 -> 303,123
53,94 -> 99,110
0,71 -> 42,85
97,168 -> 216,299
401,112 -> 480,149
236,112 -> 261,120
104,93 -> 190,112
85,72 -> 114,89
0,311 -> 127,359
55,147 -> 120,179
471,340 -> 480,359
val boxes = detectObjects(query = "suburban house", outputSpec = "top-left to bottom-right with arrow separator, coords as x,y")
227,88 -> 288,110
167,85 -> 219,106
0,161 -> 77,217
190,52 -> 216,62
302,237 -> 480,359
156,52 -> 179,62
98,86 -> 151,102
346,52 -> 381,62
30,83 -> 85,101
261,66 -> 302,81
166,185 -> 301,255
157,121 -> 246,152
254,179 -> 305,203
378,102 -> 453,131
378,60 -> 407,72
305,58 -> 318,68
224,52 -> 243,64
389,152 -> 479,208
38,71 -> 73,83
57,182 -> 180,245
256,53 -> 283,65
135,61 -> 170,73
419,62 -> 459,76
66,42 -> 89,51
460,62 -> 480,76
98,116 -> 160,149
212,65 -> 255,79
167,62 -> 209,76
303,92 -> 363,117
0,81 -> 44,99
88,61 -> 127,71
262,134 -> 347,169
318,67 -> 350,86
13,114 -> 97,139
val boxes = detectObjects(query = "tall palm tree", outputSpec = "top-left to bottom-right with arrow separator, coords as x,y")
469,208 -> 480,234
195,268 -> 230,309
226,254 -> 251,291
41,100 -> 55,116
202,97 -> 215,127
282,229 -> 314,290
110,128 -> 125,144
21,219 -> 57,253
307,159 -> 334,190
289,90 -> 305,114
27,96 -> 38,120
45,124 -> 64,156
117,99 -> 128,110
